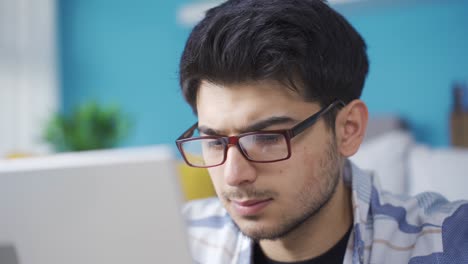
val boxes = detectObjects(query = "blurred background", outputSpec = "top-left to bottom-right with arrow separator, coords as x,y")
2,3 -> 468,260
1,0 -> 468,200
1,0 -> 468,156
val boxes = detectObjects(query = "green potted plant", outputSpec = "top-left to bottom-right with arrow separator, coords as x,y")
44,101 -> 132,152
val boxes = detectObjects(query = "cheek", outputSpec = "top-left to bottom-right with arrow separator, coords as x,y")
257,148 -> 319,191
294,145 -> 322,170
282,146 -> 324,186
207,167 -> 224,194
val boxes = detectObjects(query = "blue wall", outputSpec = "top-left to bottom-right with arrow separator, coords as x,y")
59,0 -> 468,147
347,0 -> 468,146
59,0 -> 194,147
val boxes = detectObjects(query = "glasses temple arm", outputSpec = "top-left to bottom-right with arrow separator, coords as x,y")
291,100 -> 345,137
177,122 -> 198,140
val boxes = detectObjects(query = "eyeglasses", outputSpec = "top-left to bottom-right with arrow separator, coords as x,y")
176,100 -> 345,168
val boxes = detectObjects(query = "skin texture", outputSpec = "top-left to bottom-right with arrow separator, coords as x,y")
196,80 -> 368,262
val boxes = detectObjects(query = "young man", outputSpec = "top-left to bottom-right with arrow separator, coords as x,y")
176,1 -> 468,263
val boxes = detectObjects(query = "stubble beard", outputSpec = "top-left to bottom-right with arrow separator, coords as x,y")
230,138 -> 343,241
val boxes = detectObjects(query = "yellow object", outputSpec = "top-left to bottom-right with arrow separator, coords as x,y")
5,152 -> 32,159
178,162 -> 216,201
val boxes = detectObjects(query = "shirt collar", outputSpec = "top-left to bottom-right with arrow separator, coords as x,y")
345,159 -> 374,263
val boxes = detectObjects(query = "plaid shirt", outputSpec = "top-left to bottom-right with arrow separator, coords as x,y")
183,160 -> 468,264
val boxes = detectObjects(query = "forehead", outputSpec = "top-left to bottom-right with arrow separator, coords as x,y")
196,80 -> 320,133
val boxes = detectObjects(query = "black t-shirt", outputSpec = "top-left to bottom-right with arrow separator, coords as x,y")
253,226 -> 352,264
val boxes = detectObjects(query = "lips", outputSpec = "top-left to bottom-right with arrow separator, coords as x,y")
231,198 -> 273,216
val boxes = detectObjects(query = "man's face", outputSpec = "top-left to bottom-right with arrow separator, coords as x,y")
196,80 -> 342,240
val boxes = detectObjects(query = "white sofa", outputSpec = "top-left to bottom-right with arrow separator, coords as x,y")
351,121 -> 468,201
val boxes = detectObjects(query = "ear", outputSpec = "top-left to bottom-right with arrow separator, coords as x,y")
335,99 -> 368,157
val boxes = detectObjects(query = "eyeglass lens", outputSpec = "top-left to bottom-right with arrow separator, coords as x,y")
180,133 -> 289,167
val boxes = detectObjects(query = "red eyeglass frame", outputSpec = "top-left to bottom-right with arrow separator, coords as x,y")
175,100 -> 345,168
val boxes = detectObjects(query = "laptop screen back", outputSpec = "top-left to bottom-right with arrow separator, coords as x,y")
0,146 -> 191,264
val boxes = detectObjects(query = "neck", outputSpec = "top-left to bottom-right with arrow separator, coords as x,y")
258,177 -> 352,262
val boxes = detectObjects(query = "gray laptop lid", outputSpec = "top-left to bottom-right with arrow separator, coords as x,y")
0,146 -> 191,264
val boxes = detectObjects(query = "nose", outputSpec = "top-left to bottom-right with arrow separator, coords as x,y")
223,145 -> 257,187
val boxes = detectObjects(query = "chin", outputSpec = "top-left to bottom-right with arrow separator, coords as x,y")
233,216 -> 289,241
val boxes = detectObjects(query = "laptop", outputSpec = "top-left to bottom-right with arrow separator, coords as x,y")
0,146 -> 192,264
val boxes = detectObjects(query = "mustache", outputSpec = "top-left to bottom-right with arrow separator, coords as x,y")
222,188 -> 278,200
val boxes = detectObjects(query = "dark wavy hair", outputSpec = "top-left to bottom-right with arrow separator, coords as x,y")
179,0 -> 369,129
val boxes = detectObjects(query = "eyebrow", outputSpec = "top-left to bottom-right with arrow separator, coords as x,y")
198,116 -> 297,136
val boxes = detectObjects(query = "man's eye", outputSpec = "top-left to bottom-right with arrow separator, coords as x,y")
254,134 -> 282,145
206,139 -> 224,149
